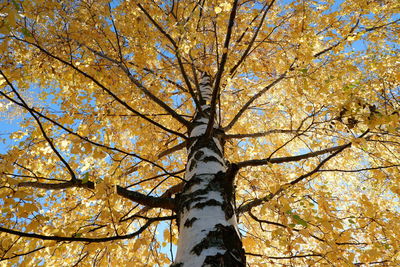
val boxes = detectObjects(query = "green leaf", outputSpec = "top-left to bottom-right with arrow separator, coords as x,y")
21,27 -> 32,37
82,172 -> 89,184
300,68 -> 308,74
292,214 -> 308,227
11,0 -> 21,11
348,219 -> 355,224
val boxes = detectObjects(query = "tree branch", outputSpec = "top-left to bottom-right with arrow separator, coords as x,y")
120,182 -> 184,222
137,3 -> 201,112
125,71 -> 191,127
267,254 -> 322,260
11,36 -> 186,139
236,143 -> 350,169
206,0 -> 239,137
0,246 -> 45,262
314,19 -> 360,57
81,43 -> 190,127
224,73 -> 286,131
365,18 -> 400,32
0,82 -> 180,178
139,64 -> 188,93
354,260 -> 391,266
0,70 -> 77,181
18,180 -> 175,210
157,141 -> 186,158
248,211 -> 367,246
238,130 -> 370,213
229,0 -> 276,76
224,129 -> 300,139
319,165 -> 400,173
0,215 -> 174,243
245,252 -> 323,259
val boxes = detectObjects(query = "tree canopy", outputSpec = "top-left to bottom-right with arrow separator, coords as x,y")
0,0 -> 399,266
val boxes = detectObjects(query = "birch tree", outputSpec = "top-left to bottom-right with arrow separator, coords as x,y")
0,0 -> 399,266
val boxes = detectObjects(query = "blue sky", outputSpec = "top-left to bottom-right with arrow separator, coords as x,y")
0,97 -> 24,153
1,0 -> 399,264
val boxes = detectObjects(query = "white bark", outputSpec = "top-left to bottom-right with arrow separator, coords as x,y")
173,74 -> 245,267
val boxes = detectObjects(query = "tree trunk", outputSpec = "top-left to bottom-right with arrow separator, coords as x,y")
172,74 -> 246,267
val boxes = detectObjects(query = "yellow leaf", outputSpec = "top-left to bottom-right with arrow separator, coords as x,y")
163,229 -> 170,241
242,237 -> 257,248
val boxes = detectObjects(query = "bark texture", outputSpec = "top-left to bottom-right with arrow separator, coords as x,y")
173,74 -> 245,267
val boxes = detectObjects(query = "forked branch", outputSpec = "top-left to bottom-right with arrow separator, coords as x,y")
0,79 -> 180,178
206,0 -> 239,138
224,73 -> 286,131
137,3 -> 201,111
11,36 -> 186,139
0,70 -> 77,181
229,0 -> 276,76
238,130 -> 369,213
81,44 -> 190,127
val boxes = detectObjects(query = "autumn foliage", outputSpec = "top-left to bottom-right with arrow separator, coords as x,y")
0,0 -> 399,266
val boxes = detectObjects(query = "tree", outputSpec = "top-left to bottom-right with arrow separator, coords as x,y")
0,0 -> 399,266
